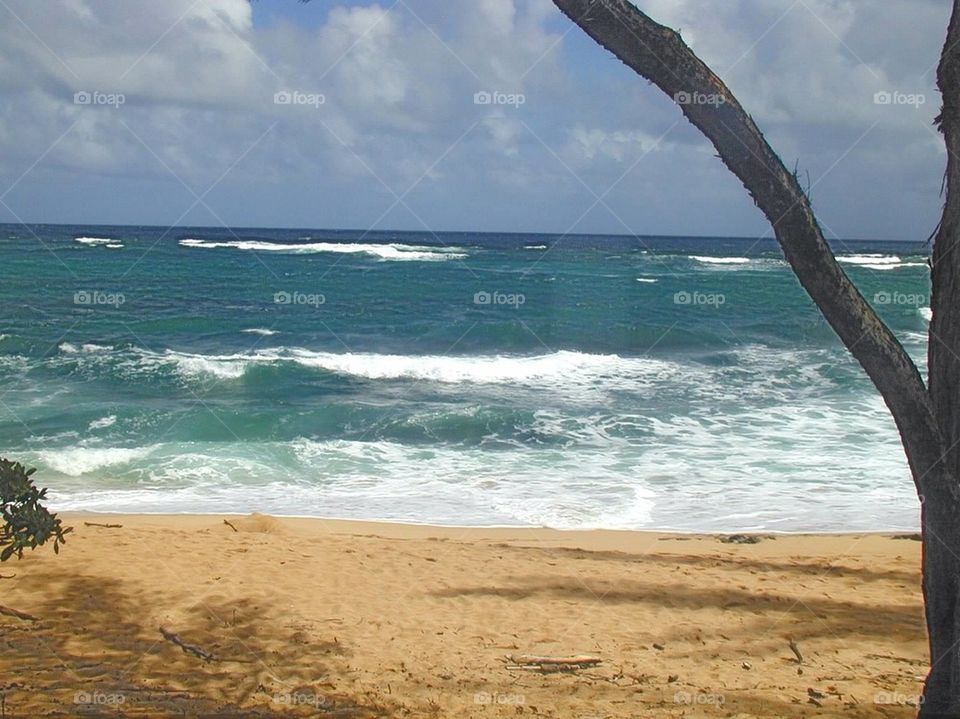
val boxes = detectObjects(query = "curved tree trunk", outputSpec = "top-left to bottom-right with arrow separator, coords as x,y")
549,0 -> 960,714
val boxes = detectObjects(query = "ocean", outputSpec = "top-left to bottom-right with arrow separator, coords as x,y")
0,224 -> 932,531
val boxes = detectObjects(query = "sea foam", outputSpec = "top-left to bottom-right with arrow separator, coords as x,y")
38,446 -> 152,476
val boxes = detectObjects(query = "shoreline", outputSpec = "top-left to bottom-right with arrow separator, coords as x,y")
3,511 -> 927,718
58,510 -> 921,538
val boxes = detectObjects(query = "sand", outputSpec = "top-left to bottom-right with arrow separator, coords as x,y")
0,514 -> 927,718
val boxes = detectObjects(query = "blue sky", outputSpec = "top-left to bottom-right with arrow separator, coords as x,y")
0,0 -> 950,240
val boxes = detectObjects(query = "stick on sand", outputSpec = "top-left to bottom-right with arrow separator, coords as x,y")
159,626 -> 216,662
506,654 -> 602,672
0,605 -> 38,621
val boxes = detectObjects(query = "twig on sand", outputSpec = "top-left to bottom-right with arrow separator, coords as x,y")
788,638 -> 804,664
84,522 -> 123,529
719,534 -> 765,545
505,654 -> 601,672
0,605 -> 38,621
159,626 -> 216,662
223,519 -> 239,533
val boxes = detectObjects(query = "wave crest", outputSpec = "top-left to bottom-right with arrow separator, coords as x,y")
179,238 -> 467,261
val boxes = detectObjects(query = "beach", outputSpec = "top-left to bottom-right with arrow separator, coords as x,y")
0,514 -> 926,717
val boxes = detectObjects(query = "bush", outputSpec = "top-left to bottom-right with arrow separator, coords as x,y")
0,458 -> 71,561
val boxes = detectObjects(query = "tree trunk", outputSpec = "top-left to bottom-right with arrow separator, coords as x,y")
548,0 -> 960,714
919,495 -> 960,715
923,3 -> 960,715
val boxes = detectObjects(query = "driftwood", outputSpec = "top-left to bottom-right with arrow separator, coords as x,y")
506,654 -> 601,672
159,626 -> 216,662
0,605 -> 38,621
223,519 -> 238,533
84,521 -> 123,529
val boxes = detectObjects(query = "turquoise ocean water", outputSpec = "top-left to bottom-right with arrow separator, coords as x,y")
0,224 -> 932,531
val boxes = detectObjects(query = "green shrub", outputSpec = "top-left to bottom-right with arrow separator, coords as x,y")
0,459 -> 71,561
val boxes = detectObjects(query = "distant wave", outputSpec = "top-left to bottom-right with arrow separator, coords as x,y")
126,347 -> 675,388
75,236 -> 123,248
524,244 -> 548,250
920,307 -> 933,322
636,277 -> 658,283
242,328 -> 279,336
837,254 -> 926,271
179,238 -> 467,261
74,236 -> 114,245
690,255 -> 751,264
838,254 -> 900,265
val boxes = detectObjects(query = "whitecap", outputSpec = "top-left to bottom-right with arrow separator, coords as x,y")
60,342 -> 111,354
920,307 -> 933,322
636,277 -> 658,283
74,237 -> 116,246
179,238 -> 467,261
690,255 -> 751,264
242,328 -> 279,336
863,261 -> 926,271
837,254 -> 900,266
38,446 -> 152,476
165,351 -> 248,380
139,347 -> 676,392
288,348 -> 675,387
88,415 -> 117,431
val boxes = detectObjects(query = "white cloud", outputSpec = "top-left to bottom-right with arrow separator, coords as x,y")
0,0 -> 950,238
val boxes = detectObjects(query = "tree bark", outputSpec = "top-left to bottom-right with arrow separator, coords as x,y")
549,0 -> 960,714
924,3 -> 960,716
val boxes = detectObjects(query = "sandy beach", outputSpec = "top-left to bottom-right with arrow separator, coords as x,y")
0,514 -> 926,717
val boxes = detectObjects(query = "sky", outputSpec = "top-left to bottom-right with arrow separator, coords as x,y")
0,0 -> 951,240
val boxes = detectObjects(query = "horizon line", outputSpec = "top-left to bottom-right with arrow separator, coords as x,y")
0,221 -> 923,244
